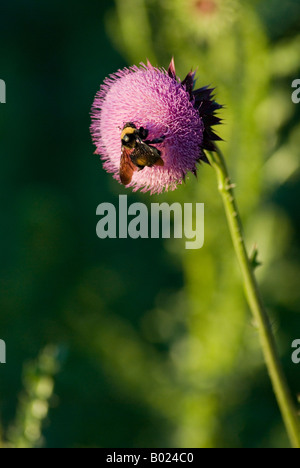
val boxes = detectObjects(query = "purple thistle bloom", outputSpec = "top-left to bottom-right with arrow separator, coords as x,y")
91,58 -> 222,194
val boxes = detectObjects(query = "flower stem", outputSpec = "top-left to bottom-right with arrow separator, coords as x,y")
207,146 -> 300,448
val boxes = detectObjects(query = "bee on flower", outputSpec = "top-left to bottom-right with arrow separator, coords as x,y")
91,58 -> 222,194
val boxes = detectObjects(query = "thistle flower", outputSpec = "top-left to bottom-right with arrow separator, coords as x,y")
91,58 -> 222,194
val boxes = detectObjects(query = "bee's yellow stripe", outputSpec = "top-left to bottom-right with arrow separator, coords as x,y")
136,155 -> 147,166
121,126 -> 136,140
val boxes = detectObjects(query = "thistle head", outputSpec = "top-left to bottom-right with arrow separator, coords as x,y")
91,58 -> 222,194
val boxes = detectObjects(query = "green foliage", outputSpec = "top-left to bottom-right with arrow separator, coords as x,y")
0,0 -> 299,448
2,346 -> 61,448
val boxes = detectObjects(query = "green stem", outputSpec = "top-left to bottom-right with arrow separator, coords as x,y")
207,146 -> 300,448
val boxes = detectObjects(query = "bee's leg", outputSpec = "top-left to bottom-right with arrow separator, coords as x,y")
138,127 -> 149,140
144,135 -> 166,145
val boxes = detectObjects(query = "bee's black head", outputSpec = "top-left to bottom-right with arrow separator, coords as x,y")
123,122 -> 137,130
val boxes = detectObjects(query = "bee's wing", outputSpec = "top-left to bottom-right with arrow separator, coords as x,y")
135,141 -> 164,168
119,146 -> 136,185
153,156 -> 164,167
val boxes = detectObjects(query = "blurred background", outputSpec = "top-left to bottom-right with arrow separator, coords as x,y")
0,0 -> 300,448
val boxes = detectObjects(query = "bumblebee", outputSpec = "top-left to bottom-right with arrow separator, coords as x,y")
119,122 -> 165,186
